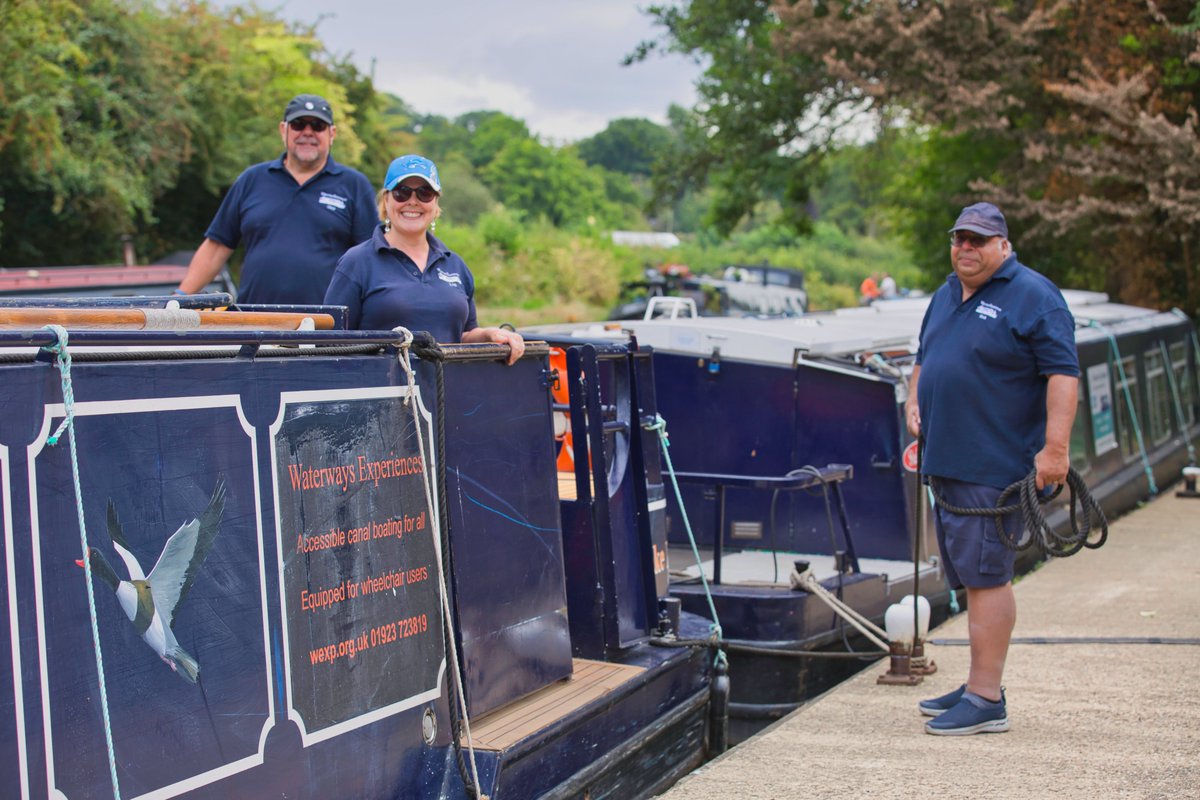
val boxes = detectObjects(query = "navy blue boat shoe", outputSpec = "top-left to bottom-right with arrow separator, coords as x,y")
924,692 -> 1009,736
918,684 -> 966,716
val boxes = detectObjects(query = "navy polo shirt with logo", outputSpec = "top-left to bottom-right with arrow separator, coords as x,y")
205,153 -> 376,305
323,226 -> 479,342
916,254 -> 1079,489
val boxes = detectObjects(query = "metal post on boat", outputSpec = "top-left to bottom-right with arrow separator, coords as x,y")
1177,466 -> 1200,499
709,658 -> 730,755
121,234 -> 136,267
903,594 -> 937,676
907,435 -> 936,676
712,484 -> 726,585
877,603 -> 923,686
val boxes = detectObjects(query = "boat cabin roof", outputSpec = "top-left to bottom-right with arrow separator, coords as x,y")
527,288 -> 1187,366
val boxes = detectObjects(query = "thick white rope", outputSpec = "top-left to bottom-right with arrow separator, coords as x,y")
790,567 -> 889,651
140,308 -> 202,329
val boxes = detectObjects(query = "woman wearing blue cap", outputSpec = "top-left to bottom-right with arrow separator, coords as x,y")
324,154 -> 525,363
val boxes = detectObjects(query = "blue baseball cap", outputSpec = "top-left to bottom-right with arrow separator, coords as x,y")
384,155 -> 441,193
949,202 -> 1008,238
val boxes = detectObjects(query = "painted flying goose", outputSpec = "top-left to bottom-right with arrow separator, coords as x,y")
77,476 -> 227,683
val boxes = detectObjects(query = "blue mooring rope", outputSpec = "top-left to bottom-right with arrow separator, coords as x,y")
42,325 -> 122,800
644,414 -> 727,670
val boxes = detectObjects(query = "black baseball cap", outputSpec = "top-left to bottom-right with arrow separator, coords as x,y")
283,94 -> 334,125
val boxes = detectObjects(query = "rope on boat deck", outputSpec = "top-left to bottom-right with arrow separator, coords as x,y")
789,569 -> 889,652
42,324 -> 123,800
648,415 -> 890,660
644,414 -> 727,671
396,328 -> 488,800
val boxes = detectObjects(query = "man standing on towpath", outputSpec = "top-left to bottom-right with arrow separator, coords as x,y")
176,94 -> 377,304
905,202 -> 1079,735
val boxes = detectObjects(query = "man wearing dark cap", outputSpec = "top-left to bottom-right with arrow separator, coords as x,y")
905,202 -> 1080,735
177,94 -> 376,304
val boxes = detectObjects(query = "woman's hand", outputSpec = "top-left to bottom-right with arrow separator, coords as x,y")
465,327 -> 525,365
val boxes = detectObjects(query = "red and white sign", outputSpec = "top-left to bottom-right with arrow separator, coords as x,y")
902,440 -> 920,472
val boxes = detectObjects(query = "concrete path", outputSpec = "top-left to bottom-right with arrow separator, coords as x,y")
660,490 -> 1200,800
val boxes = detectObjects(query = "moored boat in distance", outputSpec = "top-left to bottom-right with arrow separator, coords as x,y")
0,296 -> 721,798
526,290 -> 1200,741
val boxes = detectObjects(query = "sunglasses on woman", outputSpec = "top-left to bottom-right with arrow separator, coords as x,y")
391,185 -> 439,203
288,118 -> 329,133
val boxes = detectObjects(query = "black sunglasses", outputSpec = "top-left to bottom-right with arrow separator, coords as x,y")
950,231 -> 996,248
391,184 -> 439,203
288,118 -> 329,133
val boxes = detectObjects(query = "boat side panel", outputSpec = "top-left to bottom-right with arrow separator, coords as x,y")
1,355 -> 471,798
438,356 -> 574,719
654,354 -> 913,561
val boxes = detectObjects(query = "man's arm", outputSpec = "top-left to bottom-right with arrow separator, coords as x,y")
177,238 -> 234,294
905,364 -> 921,437
1034,373 -> 1079,489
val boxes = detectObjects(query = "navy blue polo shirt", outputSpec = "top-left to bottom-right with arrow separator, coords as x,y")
205,154 -> 377,305
323,226 -> 479,342
916,254 -> 1079,489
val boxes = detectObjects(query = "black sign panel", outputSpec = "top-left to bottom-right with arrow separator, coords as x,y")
275,392 -> 444,737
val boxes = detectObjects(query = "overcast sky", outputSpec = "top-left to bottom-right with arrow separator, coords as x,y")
269,0 -> 702,142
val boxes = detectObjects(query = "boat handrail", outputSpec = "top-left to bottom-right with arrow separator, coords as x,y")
672,465 -> 853,491
0,293 -> 234,309
645,295 -> 698,320
672,464 -> 858,584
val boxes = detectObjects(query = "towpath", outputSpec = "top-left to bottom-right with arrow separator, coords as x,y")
660,489 -> 1200,799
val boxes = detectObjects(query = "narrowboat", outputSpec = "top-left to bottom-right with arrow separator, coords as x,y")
0,295 -> 722,799
527,290 -> 1200,740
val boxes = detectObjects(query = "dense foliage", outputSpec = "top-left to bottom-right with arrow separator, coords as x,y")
640,0 -> 1200,312
2,0 -> 1189,322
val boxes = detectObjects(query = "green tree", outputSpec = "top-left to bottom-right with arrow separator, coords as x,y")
0,0 -> 193,265
646,0 -> 1200,310
637,0 -> 846,235
576,118 -> 673,176
414,114 -> 471,165
435,152 -> 498,225
0,0 -> 388,266
460,111 -> 532,169
484,138 -> 613,228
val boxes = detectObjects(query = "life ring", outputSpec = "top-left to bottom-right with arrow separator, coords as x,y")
549,348 -> 575,471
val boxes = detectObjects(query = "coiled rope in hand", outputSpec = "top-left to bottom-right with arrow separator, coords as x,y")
929,468 -> 1107,558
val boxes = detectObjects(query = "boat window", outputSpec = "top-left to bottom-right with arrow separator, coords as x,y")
1069,379 -> 1092,475
1114,355 -> 1142,460
1170,341 -> 1197,427
1144,349 -> 1172,445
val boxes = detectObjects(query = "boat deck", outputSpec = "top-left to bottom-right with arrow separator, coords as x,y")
661,488 -> 1200,799
465,659 -> 643,751
668,546 -> 939,586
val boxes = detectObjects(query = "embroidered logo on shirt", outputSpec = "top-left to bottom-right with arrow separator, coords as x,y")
975,300 -> 1001,320
318,192 -> 348,211
436,269 -> 463,287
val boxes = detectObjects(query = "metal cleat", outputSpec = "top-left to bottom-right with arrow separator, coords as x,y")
1177,465 -> 1200,499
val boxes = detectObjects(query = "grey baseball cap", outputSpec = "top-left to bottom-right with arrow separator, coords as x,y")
949,202 -> 1008,238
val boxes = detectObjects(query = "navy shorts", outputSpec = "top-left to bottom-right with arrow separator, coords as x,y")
932,478 -> 1019,590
